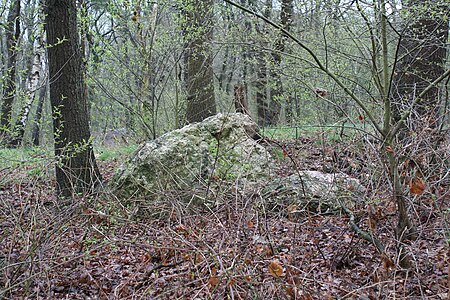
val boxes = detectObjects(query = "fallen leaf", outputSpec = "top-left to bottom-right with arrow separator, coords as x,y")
247,220 -> 254,229
381,253 -> 395,271
385,146 -> 394,153
208,275 -> 220,288
228,278 -> 236,286
268,260 -> 284,277
174,224 -> 189,236
208,267 -> 220,288
409,178 -> 425,195
265,245 -> 273,257
367,205 -> 377,232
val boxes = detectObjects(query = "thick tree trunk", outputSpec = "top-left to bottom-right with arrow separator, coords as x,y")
268,0 -> 293,125
184,0 -> 216,123
391,0 -> 449,130
255,56 -> 269,127
45,0 -> 102,197
0,0 -> 20,140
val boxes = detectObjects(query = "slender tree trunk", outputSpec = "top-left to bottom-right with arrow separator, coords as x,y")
0,0 -> 20,140
32,82 -> 46,146
184,0 -> 216,123
45,0 -> 102,197
234,83 -> 249,114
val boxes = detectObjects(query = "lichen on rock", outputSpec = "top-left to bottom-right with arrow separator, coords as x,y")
113,113 -> 273,200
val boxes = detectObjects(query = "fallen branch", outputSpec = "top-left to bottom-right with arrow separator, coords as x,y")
339,200 -> 385,254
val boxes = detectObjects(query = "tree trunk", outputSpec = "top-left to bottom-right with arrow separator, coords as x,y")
184,0 -> 216,123
45,0 -> 102,198
31,82 -> 46,146
391,0 -> 449,130
234,83 -> 249,115
0,0 -> 21,140
252,0 -> 271,127
255,55 -> 269,127
268,0 -> 293,125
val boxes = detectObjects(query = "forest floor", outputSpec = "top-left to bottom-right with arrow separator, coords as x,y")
0,136 -> 449,299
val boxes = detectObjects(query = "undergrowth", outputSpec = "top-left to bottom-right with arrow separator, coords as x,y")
0,137 -> 449,299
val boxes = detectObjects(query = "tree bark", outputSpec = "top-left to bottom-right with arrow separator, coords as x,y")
45,0 -> 102,197
252,0 -> 270,127
184,0 -> 216,123
234,83 -> 249,115
255,55 -> 269,127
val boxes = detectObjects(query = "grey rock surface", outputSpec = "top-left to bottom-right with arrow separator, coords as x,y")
113,113 -> 363,211
114,113 -> 273,199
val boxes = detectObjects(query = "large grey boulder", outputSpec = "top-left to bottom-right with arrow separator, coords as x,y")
114,113 -> 273,199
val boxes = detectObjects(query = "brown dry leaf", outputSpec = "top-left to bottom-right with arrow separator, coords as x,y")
208,267 -> 220,288
182,253 -> 191,261
208,275 -> 220,288
265,245 -> 273,257
247,220 -> 254,229
140,253 -> 151,263
409,178 -> 425,195
385,146 -> 394,153
174,224 -> 189,236
286,286 -> 296,298
367,205 -> 377,232
298,291 -> 313,300
381,253 -> 395,271
195,253 -> 204,264
228,278 -> 236,286
268,260 -> 284,277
